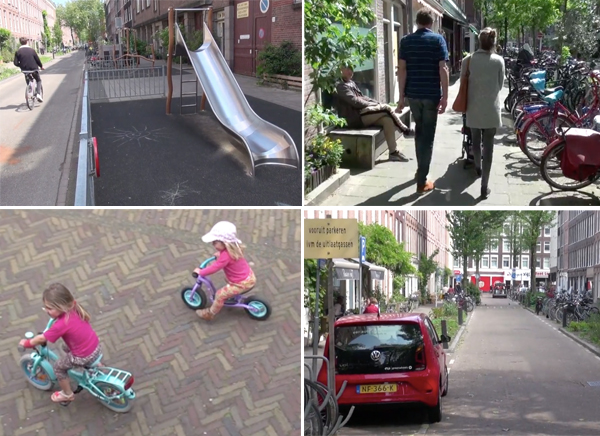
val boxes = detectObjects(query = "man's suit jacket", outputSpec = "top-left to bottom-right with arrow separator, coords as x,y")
335,80 -> 377,128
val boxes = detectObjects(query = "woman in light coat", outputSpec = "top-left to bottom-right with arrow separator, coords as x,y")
461,28 -> 505,199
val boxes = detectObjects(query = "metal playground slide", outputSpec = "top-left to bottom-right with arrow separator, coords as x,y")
175,23 -> 299,176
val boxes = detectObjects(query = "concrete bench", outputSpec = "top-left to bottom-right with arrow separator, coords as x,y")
329,107 -> 410,170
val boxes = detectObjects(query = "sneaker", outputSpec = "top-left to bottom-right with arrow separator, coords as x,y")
481,186 -> 491,199
403,127 -> 415,138
417,180 -> 435,194
389,150 -> 409,162
36,94 -> 43,103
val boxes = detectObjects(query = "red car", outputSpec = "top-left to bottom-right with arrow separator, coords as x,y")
317,313 -> 450,423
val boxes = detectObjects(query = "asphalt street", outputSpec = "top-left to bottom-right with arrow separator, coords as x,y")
0,51 -> 82,206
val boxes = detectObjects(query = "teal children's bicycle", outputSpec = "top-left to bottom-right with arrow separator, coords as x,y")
18,317 -> 136,412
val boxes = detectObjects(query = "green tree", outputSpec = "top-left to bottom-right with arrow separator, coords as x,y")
52,20 -> 63,49
503,212 -> 527,274
446,211 -> 479,280
42,10 -> 51,49
58,0 -> 104,45
418,250 -> 439,304
358,222 -> 416,300
0,28 -> 11,50
521,211 -> 556,290
471,211 -> 508,285
303,259 -> 328,321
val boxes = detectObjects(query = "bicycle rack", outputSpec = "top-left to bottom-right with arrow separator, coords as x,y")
303,355 -> 354,436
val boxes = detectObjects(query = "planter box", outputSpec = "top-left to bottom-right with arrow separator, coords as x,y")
305,165 -> 336,194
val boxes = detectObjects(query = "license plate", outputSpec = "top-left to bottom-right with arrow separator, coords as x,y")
357,384 -> 397,394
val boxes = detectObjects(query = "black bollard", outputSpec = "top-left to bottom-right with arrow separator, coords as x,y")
441,320 -> 448,349
562,308 -> 568,328
458,307 -> 463,326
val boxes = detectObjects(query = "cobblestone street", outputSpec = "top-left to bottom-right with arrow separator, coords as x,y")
0,209 -> 301,436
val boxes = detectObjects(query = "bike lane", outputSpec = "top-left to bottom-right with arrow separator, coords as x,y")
0,51 -> 82,206
433,294 -> 600,435
0,209 -> 301,436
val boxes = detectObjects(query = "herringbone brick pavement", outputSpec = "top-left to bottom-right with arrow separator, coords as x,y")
0,210 -> 301,436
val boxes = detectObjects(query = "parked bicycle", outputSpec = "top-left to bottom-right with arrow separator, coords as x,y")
22,70 -> 43,110
180,256 -> 271,320
18,317 -> 136,412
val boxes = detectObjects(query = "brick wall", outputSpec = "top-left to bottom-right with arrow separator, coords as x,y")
272,0 -> 302,49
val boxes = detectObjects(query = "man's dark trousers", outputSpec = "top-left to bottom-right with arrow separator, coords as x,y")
407,98 -> 439,186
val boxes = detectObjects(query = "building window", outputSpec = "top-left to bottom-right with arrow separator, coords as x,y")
154,0 -> 158,11
544,241 -> 550,252
482,256 -> 489,268
146,0 -> 150,7
503,239 -> 510,252
490,239 -> 498,252
453,258 -> 459,268
536,241 -> 541,253
543,258 -> 550,269
490,255 -> 498,268
536,258 -> 541,268
544,227 -> 551,236
502,256 -> 510,268
522,256 -> 529,268
136,0 -> 140,13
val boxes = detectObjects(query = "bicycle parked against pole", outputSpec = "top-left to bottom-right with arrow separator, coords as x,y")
22,70 -> 44,110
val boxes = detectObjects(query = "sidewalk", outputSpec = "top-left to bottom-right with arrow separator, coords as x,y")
320,77 -> 600,206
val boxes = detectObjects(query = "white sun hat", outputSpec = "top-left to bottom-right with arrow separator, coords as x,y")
201,221 -> 242,244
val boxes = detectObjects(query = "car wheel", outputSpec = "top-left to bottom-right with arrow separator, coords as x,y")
441,367 -> 449,397
428,382 -> 443,423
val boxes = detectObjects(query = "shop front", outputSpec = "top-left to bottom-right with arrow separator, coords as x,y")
332,258 -> 387,312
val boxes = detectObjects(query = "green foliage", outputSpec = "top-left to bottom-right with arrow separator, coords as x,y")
304,259 -> 328,319
257,41 -> 301,77
527,291 -> 546,307
52,20 -> 63,48
561,45 -> 571,64
431,315 -> 459,341
389,287 -> 406,303
464,281 -> 481,304
305,134 -> 344,177
0,28 -> 11,50
306,104 -> 347,131
185,30 -> 204,52
442,267 -> 453,287
358,223 -> 416,278
556,0 -> 599,60
567,314 -> 600,345
520,211 -> 556,286
42,10 -> 51,47
431,302 -> 459,319
304,0 -> 377,97
372,285 -> 387,312
1,47 -> 14,63
0,64 -> 19,80
418,250 -> 439,303
393,275 -> 405,294
58,0 -> 104,44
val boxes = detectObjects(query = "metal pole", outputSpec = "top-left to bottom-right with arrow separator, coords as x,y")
166,7 -> 175,114
407,0 -> 413,34
458,307 -> 463,325
359,256 -> 363,311
327,259 -> 335,393
200,8 -> 212,112
312,262 -> 321,378
441,320 -> 448,349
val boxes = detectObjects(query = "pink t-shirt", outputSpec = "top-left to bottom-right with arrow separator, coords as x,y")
200,250 -> 252,283
43,310 -> 99,358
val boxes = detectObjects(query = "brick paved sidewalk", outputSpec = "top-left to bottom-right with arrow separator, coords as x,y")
0,209 -> 301,436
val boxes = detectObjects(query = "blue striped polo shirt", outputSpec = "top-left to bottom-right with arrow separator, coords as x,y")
399,28 -> 449,101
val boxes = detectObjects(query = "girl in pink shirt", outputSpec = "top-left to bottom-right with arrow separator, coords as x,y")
194,221 -> 256,321
19,283 -> 102,403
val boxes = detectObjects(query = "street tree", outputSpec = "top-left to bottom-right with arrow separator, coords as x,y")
556,0 -> 600,59
52,21 -> 63,49
358,222 -> 416,299
42,10 -> 51,50
58,0 -> 105,45
446,211 -> 478,281
417,250 -> 439,304
503,212 -> 527,274
521,211 -> 556,291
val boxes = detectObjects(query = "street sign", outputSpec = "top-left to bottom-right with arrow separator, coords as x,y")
304,219 -> 359,259
512,267 -> 516,280
456,274 -> 462,282
318,259 -> 326,269
537,32 -> 544,39
359,236 -> 366,263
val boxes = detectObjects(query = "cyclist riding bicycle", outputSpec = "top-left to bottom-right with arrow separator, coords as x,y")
13,37 -> 44,103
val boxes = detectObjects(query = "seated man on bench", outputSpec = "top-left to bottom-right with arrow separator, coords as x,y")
335,66 -> 413,162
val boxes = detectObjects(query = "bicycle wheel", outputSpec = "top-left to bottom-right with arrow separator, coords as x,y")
19,355 -> 53,390
540,141 -> 598,191
521,113 -> 573,166
304,400 -> 324,436
244,297 -> 272,321
94,381 -> 134,413
25,82 -> 34,110
304,379 -> 338,434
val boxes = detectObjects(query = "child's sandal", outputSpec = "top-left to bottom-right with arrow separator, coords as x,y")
196,309 -> 214,321
51,391 -> 75,403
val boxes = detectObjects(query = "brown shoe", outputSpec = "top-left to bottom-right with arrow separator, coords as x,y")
196,309 -> 214,320
417,180 -> 435,194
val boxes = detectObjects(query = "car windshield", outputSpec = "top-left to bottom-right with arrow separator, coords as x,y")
334,323 -> 424,374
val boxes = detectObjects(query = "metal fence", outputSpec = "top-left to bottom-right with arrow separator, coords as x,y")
74,70 -> 96,206
86,65 -> 166,101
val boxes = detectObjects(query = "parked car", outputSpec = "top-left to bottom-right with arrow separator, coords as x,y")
492,282 -> 507,298
316,313 -> 450,423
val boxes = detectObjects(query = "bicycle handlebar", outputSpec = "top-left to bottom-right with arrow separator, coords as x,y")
192,256 -> 218,278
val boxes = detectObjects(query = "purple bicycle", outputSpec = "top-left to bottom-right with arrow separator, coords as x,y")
180,256 -> 271,321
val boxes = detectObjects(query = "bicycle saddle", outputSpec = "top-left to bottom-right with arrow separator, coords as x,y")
82,353 -> 103,369
541,90 -> 564,104
540,86 -> 564,95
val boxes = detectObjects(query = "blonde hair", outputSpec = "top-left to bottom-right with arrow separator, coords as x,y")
224,242 -> 245,261
43,283 -> 91,323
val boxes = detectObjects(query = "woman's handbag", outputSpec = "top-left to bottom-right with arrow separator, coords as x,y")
452,56 -> 471,113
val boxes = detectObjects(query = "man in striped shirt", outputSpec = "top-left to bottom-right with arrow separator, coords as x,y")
396,9 -> 450,194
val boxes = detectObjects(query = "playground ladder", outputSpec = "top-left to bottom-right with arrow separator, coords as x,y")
179,56 -> 199,114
